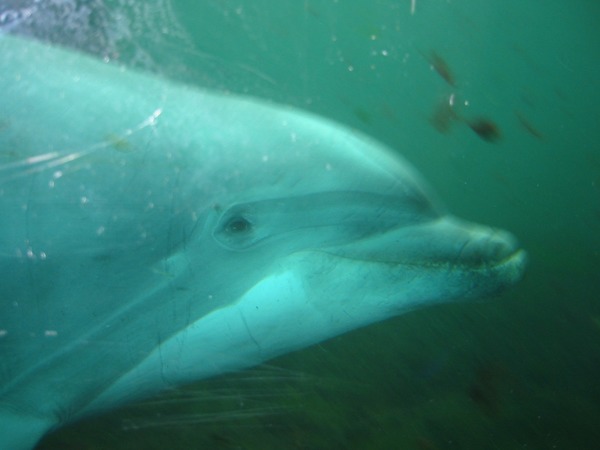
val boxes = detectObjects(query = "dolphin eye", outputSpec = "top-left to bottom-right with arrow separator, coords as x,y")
224,216 -> 253,234
214,207 -> 261,250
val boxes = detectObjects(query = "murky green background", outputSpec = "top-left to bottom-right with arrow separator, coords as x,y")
25,0 -> 600,448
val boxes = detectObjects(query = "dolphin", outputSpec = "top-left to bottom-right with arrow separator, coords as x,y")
0,34 -> 526,450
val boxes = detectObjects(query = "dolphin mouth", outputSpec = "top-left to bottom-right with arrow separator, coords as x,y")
481,247 -> 527,283
325,215 -> 527,278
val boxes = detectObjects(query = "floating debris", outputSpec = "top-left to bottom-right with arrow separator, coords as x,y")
423,50 -> 456,86
429,95 -> 501,144
466,118 -> 501,143
516,111 -> 543,139
430,96 -> 459,133
421,50 -> 505,144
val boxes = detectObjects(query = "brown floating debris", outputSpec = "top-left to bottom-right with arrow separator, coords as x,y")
425,50 -> 456,86
429,95 -> 501,144
421,50 -> 505,144
430,96 -> 459,133
466,118 -> 501,143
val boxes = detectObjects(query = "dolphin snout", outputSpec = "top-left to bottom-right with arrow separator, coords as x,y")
458,227 -> 522,268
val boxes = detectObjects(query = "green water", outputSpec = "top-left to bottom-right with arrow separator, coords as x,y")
26,0 -> 600,448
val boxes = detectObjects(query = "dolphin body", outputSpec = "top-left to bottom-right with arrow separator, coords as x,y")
0,34 -> 526,449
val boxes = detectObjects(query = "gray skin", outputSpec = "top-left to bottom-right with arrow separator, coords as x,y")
0,35 -> 526,450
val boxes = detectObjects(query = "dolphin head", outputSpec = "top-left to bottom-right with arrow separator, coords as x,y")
176,98 -> 526,312
72,100 -> 525,418
0,35 -> 526,449
173,101 -> 526,350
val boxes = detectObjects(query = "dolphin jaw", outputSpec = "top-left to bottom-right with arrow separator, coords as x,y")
312,215 -> 527,301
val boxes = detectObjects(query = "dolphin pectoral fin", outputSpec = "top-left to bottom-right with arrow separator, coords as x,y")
0,410 -> 53,450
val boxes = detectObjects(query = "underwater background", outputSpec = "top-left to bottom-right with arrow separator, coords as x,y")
3,0 -> 599,448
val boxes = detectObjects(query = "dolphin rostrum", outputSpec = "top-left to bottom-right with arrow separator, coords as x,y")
0,34 -> 526,449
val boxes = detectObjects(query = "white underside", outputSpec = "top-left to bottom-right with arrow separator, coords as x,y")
83,267 -> 343,414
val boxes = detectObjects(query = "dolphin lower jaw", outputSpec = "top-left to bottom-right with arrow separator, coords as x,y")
318,215 -> 527,301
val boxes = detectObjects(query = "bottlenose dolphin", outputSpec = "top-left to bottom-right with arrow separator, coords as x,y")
0,34 -> 526,449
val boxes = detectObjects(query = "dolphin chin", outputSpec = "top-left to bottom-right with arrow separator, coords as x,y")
0,34 -> 526,450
